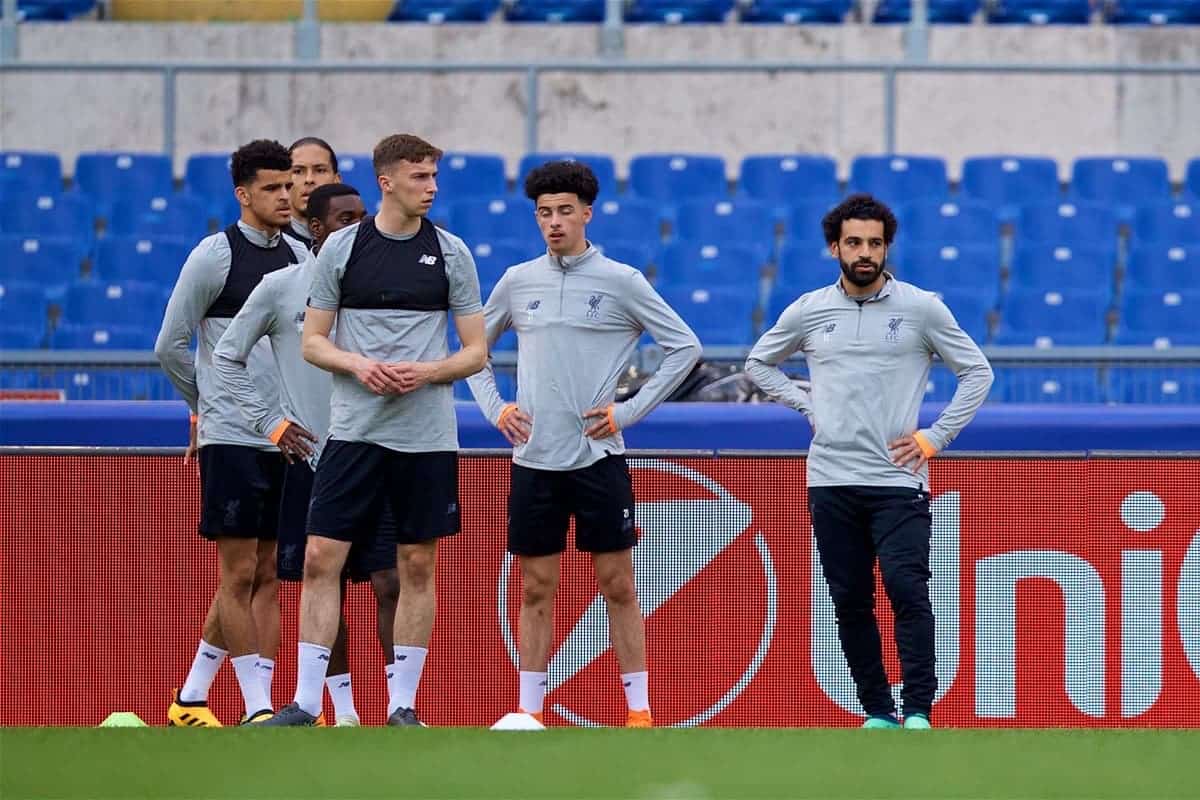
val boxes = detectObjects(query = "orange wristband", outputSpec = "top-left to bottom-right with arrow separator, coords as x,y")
912,431 -> 937,459
605,405 -> 618,434
497,403 -> 518,428
268,419 -> 293,445
189,414 -> 198,424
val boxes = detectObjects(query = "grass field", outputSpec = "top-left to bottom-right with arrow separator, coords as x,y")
1,728 -> 1195,800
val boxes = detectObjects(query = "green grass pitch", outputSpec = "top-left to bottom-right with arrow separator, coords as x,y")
1,728 -> 1194,799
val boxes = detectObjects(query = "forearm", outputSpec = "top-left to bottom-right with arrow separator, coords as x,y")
302,332 -> 365,377
745,357 -> 813,418
613,340 -> 701,429
925,360 -> 994,450
212,350 -> 284,438
465,361 -> 510,424
426,341 -> 488,384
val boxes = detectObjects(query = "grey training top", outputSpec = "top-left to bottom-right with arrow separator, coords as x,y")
745,276 -> 993,489
307,221 -> 483,453
467,245 -> 702,471
155,221 -> 309,450
212,255 -> 332,468
286,217 -> 314,245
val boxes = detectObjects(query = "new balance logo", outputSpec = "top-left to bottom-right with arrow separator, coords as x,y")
418,254 -> 438,266
623,682 -> 632,688
202,652 -> 218,660
317,654 -> 330,662
338,681 -> 350,688
397,654 -> 408,661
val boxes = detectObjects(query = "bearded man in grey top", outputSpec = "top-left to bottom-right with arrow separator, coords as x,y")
261,134 -> 486,728
746,194 -> 993,730
467,161 -> 701,728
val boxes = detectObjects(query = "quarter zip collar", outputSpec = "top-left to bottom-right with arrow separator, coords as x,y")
549,242 -> 598,271
237,219 -> 283,248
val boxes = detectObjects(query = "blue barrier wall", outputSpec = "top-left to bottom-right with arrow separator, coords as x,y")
3,401 -> 1200,450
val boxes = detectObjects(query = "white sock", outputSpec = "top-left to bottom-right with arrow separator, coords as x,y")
326,673 -> 358,721
179,639 -> 227,703
294,642 -> 332,717
622,671 -> 650,712
388,645 -> 427,716
231,653 -> 271,717
519,671 -> 548,714
386,663 -> 398,710
256,657 -> 275,700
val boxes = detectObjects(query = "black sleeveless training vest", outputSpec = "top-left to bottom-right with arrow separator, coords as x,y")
205,224 -> 299,319
339,216 -> 450,311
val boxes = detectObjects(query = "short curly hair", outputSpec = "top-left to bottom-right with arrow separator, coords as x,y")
821,193 -> 898,245
231,139 -> 291,188
524,160 -> 599,205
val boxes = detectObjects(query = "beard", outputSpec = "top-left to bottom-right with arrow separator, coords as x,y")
840,255 -> 884,288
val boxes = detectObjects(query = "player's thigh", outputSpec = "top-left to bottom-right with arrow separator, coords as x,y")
306,440 -> 390,545
808,486 -> 877,602
571,455 -> 637,554
508,463 -> 570,557
198,445 -> 286,541
386,451 -> 461,545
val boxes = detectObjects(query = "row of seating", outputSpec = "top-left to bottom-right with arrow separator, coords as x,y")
18,0 -> 1197,25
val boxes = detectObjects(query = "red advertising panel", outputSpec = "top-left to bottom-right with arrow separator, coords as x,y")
1,454 -> 1197,727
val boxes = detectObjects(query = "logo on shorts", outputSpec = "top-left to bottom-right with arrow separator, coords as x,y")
222,499 -> 240,528
886,316 -> 903,342
418,254 -> 439,266
447,502 -> 459,516
587,294 -> 603,319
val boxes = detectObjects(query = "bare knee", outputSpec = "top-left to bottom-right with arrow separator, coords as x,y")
521,571 -> 557,609
597,569 -> 637,608
303,538 -> 345,583
371,569 -> 400,608
221,558 -> 257,599
397,544 -> 436,589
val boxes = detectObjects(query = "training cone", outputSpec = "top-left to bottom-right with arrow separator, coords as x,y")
490,712 -> 545,731
99,712 -> 148,727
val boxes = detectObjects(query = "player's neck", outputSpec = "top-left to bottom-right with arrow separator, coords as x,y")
375,202 -> 423,237
239,213 -> 280,240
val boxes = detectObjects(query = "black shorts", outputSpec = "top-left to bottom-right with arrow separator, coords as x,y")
306,440 -> 460,547
277,460 -> 398,582
508,454 -> 638,557
198,444 -> 285,541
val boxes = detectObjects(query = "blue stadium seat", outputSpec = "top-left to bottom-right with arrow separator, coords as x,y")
2,192 -> 93,246
935,289 -> 993,344
848,155 -> 948,206
587,197 -> 662,247
1132,202 -> 1200,246
0,325 -> 43,350
1016,202 -> 1119,247
784,197 -> 841,243
994,367 -> 1103,403
960,156 -> 1060,224
658,286 -> 758,346
1124,244 -> 1199,291
657,241 -> 768,291
1115,289 -> 1200,347
741,0 -> 851,21
1187,158 -> 1200,200
901,200 -> 1000,246
184,153 -> 233,221
518,153 -> 618,198
625,0 -> 736,21
1107,0 -> 1200,24
674,198 -> 775,248
436,153 -> 507,204
923,363 -> 961,403
774,240 -> 835,293
107,194 -> 210,243
449,198 -> 542,251
595,240 -> 659,275
7,1 -> 96,20
873,0 -> 979,22
506,0 -> 605,21
335,154 -> 381,213
469,240 -> 536,293
737,155 -> 839,213
1070,157 -> 1171,224
987,0 -> 1091,23
1109,368 -> 1200,404
388,0 -> 499,20
51,323 -> 157,350
628,154 -> 727,203
766,279 -> 809,324
893,243 -> 1001,301
0,235 -> 83,289
74,152 -> 175,220
92,236 -> 192,288
62,281 -> 165,329
0,151 -> 62,197
1008,244 -> 1117,292
0,281 -> 49,339
994,288 -> 1110,347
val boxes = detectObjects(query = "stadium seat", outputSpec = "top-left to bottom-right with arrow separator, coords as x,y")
657,241 -> 769,291
1124,244 -> 1199,291
901,201 -> 1000,247
737,155 -> 839,217
436,153 -> 507,205
923,363 -> 962,403
1107,0 -> 1200,24
893,243 -> 1001,301
935,289 -> 993,344
625,0 -> 736,21
774,240 -> 836,293
51,323 -> 157,350
873,0 -> 979,22
469,240 -> 537,293
449,198 -> 542,252
1109,367 -> 1200,404
6,1 -> 96,20
1007,244 -> 1117,292
335,154 -> 381,213
993,367 -> 1103,403
960,156 -> 1060,224
62,281 -> 165,329
848,155 -> 948,206
1114,289 -> 1200,347
518,153 -> 618,198
740,0 -> 851,21
0,235 -> 84,289
184,153 -> 232,220
0,151 -> 62,197
1016,202 -> 1119,247
628,154 -> 728,204
1070,157 -> 1171,224
784,197 -> 841,243
994,288 -> 1110,347
0,281 -> 49,338
0,325 -> 43,350
2,192 -> 93,245
587,197 -> 663,248
1187,158 -> 1200,200
674,198 -> 775,248
658,286 -> 759,346
1131,202 -> 1200,246
505,0 -> 605,21
92,237 -> 192,288
387,0 -> 499,20
74,152 -> 175,221
595,240 -> 659,275
107,194 -> 210,243
987,0 -> 1091,23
